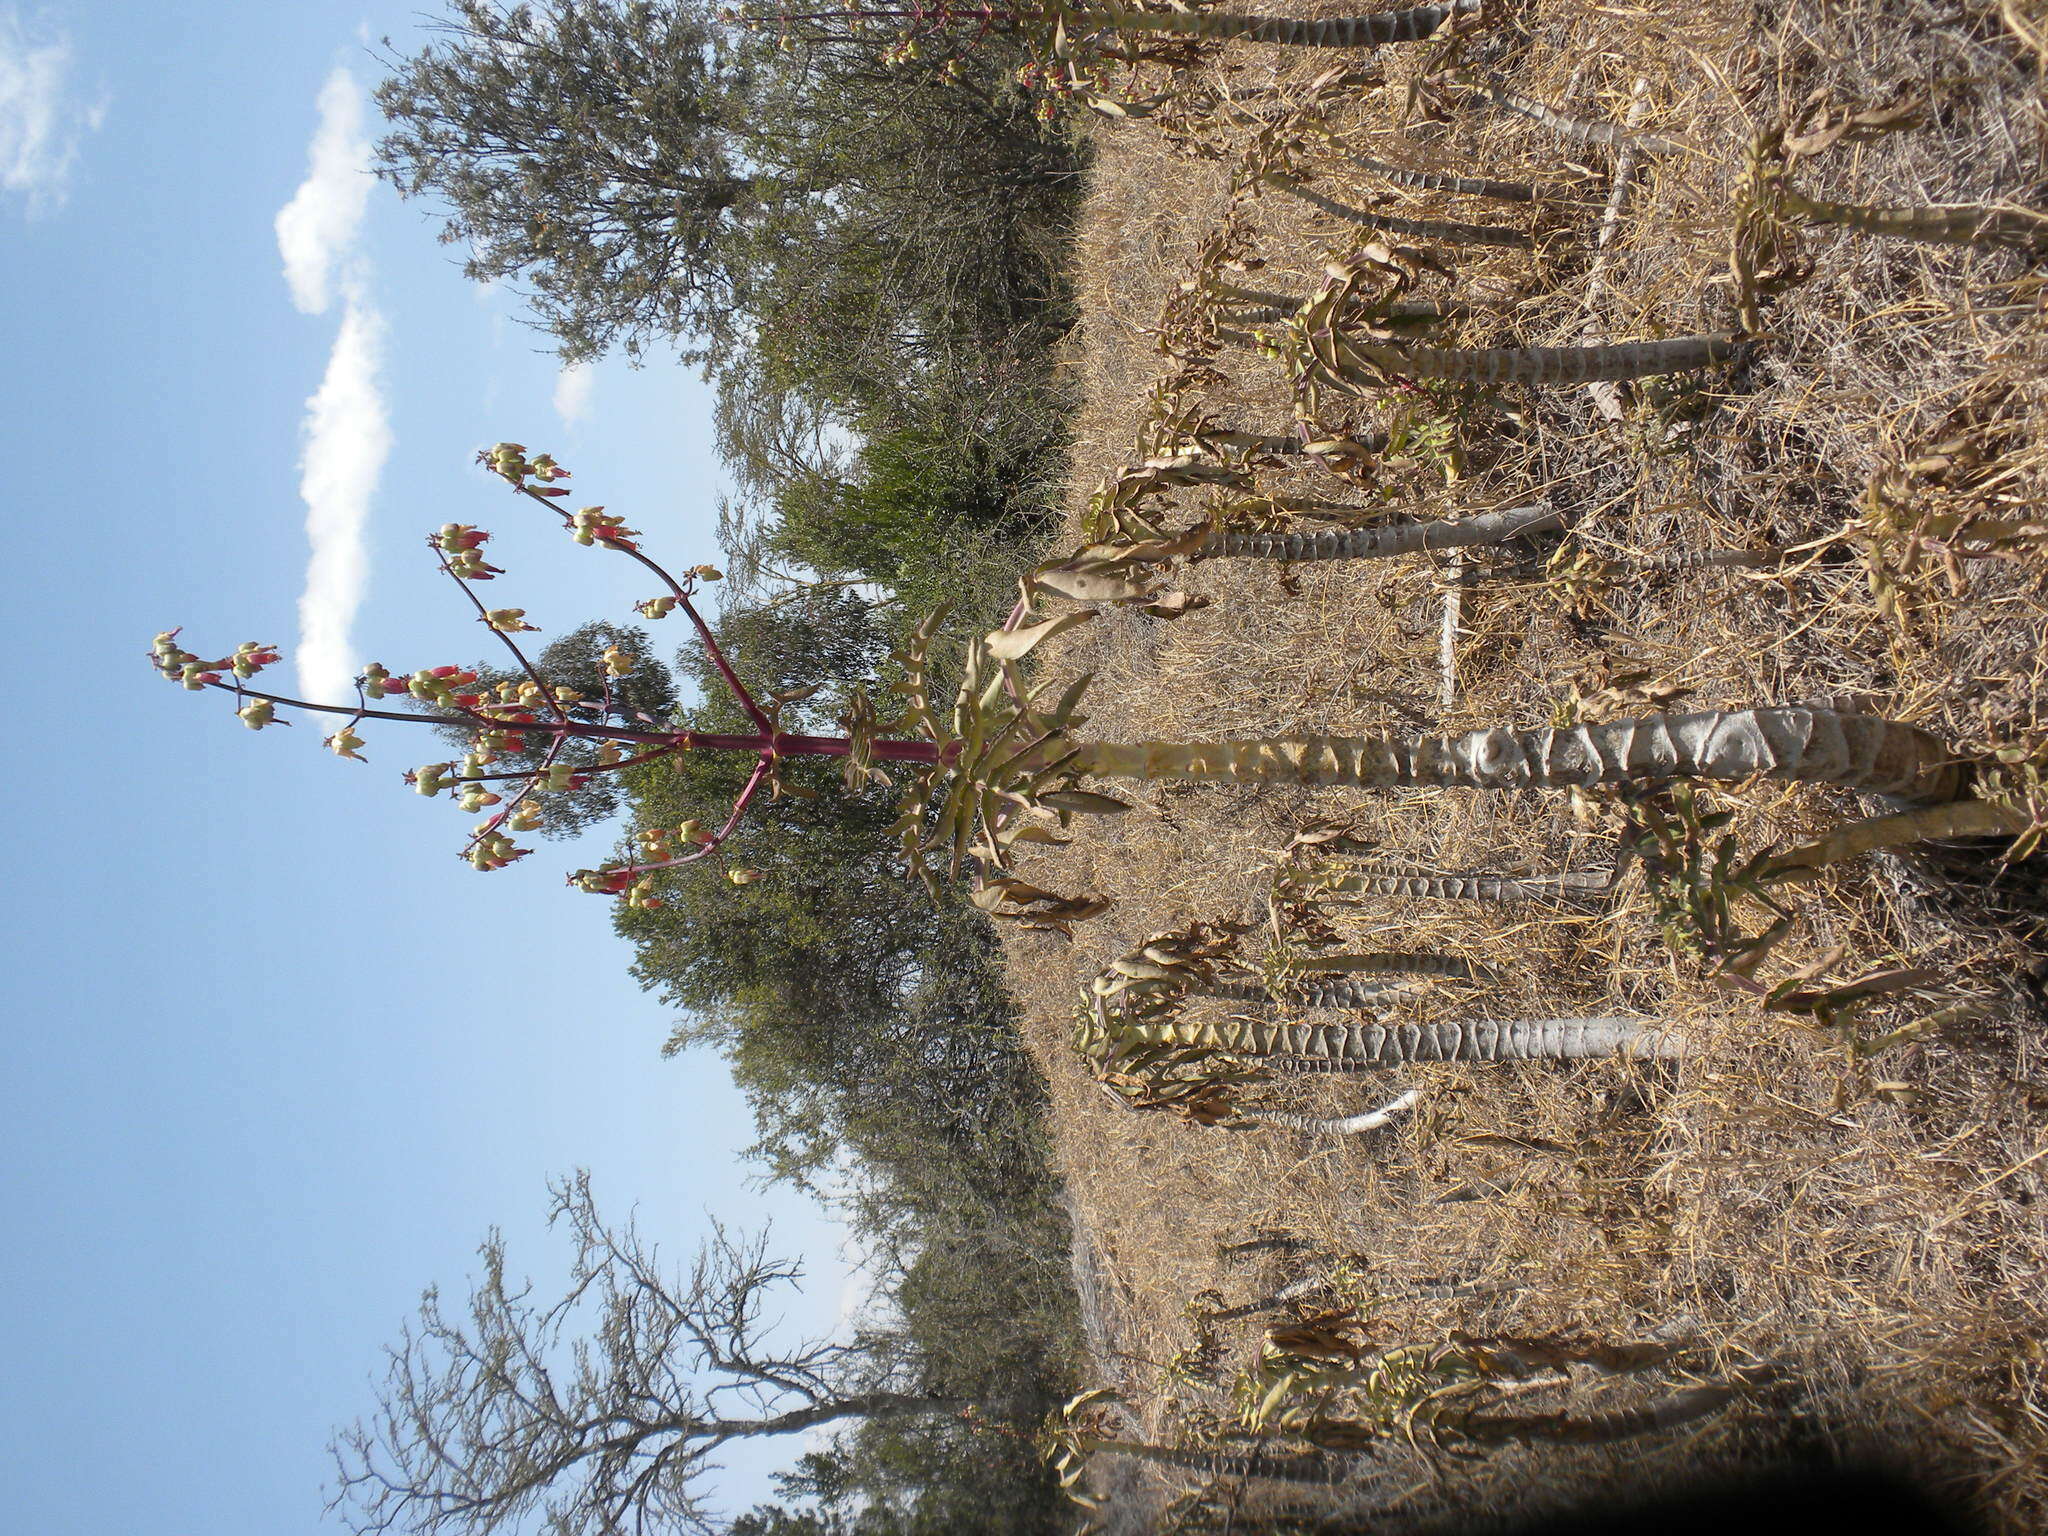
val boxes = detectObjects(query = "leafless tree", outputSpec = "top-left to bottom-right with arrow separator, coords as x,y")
329,1172 -> 960,1535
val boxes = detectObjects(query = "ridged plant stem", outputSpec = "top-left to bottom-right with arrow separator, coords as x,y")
1462,1385 -> 1735,1444
1334,332 -> 1739,386
1266,175 -> 1533,248
1308,865 -> 1611,903
1211,503 -> 1561,561
1780,189 -> 2048,251
1143,1016 -> 1685,1066
1066,707 -> 1965,802
1069,1 -> 1480,48
1344,151 -> 1559,203
1237,1088 -> 1422,1135
1090,1438 -> 1351,1483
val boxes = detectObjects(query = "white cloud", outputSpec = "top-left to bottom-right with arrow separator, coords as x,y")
273,68 -> 371,315
277,68 -> 390,707
294,296 -> 392,706
0,9 -> 105,216
552,361 -> 595,427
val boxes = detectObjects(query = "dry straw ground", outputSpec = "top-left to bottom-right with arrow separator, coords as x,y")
993,0 -> 2048,1528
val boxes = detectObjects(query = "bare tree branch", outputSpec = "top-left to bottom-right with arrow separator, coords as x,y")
328,1174 -> 960,1536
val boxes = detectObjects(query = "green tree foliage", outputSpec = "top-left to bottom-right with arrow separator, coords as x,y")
714,39 -> 1080,581
374,0 -> 760,363
611,598 -> 1081,1528
374,0 -> 1083,385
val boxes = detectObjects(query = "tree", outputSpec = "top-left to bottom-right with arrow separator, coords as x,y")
373,0 -> 758,363
329,1173 -> 962,1536
372,1 -> 1084,376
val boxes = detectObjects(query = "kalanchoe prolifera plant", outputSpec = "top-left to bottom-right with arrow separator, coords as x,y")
159,444 -> 1985,921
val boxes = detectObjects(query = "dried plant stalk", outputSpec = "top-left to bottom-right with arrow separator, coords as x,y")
1772,797 -> 2029,870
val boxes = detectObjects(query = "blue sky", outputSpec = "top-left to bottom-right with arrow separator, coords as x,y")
0,3 -> 855,1529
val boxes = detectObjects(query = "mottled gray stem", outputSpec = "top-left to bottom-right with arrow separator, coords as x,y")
1195,948 -> 1485,1008
1076,0 -> 1481,48
1638,547 -> 1784,573
1344,151 -> 1563,203
1221,1235 -> 1315,1260
1771,797 -> 2029,870
1068,707 -> 1967,802
1094,1439 -> 1356,1483
1267,175 -> 1533,248
1204,976 -> 1431,1008
1212,1272 -> 1521,1320
1238,1087 -> 1422,1136
1780,190 -> 2048,252
1339,332 -> 1738,385
1478,80 -> 1687,157
1161,1016 -> 1685,1066
1211,502 -> 1562,561
1462,1385 -> 1736,1444
1218,288 -> 1466,328
1307,864 -> 1612,903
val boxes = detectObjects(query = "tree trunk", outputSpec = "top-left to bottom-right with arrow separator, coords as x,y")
1209,502 -> 1561,561
706,1390 -> 965,1443
1067,707 -> 1966,802
1070,1 -> 1480,48
1148,1015 -> 1685,1065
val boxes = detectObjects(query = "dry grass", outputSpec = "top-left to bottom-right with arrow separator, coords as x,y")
992,0 -> 2048,1528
